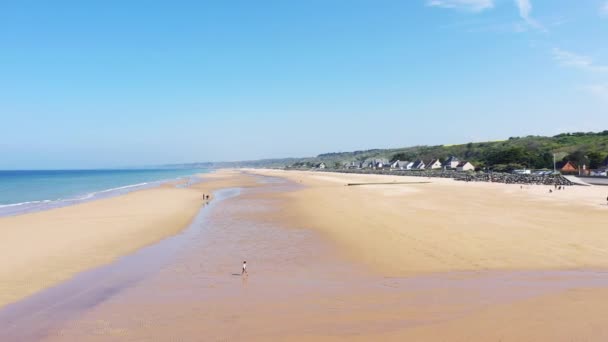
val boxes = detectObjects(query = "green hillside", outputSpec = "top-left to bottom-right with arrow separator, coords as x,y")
289,131 -> 608,172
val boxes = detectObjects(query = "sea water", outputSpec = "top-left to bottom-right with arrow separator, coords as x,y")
0,168 -> 207,216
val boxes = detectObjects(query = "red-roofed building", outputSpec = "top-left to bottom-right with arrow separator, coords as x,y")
559,161 -> 577,174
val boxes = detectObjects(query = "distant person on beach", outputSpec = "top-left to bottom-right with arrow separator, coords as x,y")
242,261 -> 247,275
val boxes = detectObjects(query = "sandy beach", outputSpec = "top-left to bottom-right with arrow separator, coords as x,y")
3,169 -> 608,341
0,171 -> 258,308
255,169 -> 608,275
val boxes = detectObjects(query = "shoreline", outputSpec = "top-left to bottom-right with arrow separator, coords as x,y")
0,170 -> 259,309
0,187 -> 244,341
0,171 -> 209,217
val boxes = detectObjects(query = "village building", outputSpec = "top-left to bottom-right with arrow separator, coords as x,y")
316,162 -> 326,169
426,159 -> 442,169
361,159 -> 375,169
559,161 -> 577,174
373,159 -> 389,169
443,156 -> 460,169
456,161 -> 475,172
412,160 -> 426,170
360,158 -> 389,169
346,161 -> 360,169
390,160 -> 410,169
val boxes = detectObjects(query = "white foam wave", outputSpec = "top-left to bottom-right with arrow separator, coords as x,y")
0,199 -> 52,208
0,172 -> 201,213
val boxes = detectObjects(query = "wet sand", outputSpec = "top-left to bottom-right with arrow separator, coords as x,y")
3,170 -> 608,341
0,171 -> 258,309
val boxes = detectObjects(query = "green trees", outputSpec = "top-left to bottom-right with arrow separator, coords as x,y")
588,152 -> 606,169
390,152 -> 415,162
534,152 -> 554,169
484,147 -> 528,166
287,131 -> 608,171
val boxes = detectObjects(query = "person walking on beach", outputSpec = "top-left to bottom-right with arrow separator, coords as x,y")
242,261 -> 247,275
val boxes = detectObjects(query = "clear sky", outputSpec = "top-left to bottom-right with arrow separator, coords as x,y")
1,0 -> 607,169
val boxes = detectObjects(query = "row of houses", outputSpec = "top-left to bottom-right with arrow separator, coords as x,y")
559,159 -> 608,177
332,156 -> 475,172
315,155 -> 608,177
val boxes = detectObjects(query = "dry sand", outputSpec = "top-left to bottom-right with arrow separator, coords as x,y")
253,169 -> 608,275
0,171 -> 258,308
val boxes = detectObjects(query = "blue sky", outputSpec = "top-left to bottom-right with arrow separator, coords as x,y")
1,0 -> 607,169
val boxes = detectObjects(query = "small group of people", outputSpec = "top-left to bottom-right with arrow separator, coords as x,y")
549,184 -> 567,193
202,194 -> 210,201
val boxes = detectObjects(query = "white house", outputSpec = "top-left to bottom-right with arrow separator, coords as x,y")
390,160 -> 410,169
361,159 -> 375,169
456,161 -> 475,172
412,160 -> 426,169
443,156 -> 460,169
404,161 -> 415,170
316,162 -> 326,169
346,161 -> 360,169
426,159 -> 442,169
377,159 -> 389,169
360,159 -> 389,169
